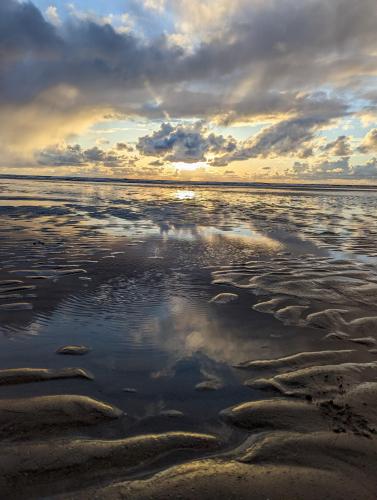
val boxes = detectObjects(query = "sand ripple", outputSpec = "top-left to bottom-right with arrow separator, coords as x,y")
212,255 -> 377,343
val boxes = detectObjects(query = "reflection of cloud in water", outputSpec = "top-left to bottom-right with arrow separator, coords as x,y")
135,294 -> 306,371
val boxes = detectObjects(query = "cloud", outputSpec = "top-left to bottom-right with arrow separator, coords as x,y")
0,0 -> 59,64
291,157 -> 377,180
142,0 -> 166,13
137,122 -> 237,163
0,84 -> 110,167
0,0 -> 182,106
136,102 -> 346,169
37,142 -> 137,170
242,117 -> 320,158
2,0 -> 377,117
291,158 -> 351,180
1,0 -> 377,177
149,159 -> 165,166
352,158 -> 377,178
45,5 -> 61,26
116,142 -> 134,151
211,98 -> 346,166
358,129 -> 377,153
322,135 -> 352,157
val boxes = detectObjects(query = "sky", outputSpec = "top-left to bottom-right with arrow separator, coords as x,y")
1,0 -> 377,183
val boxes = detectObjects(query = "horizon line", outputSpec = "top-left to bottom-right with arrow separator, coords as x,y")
1,173 -> 377,192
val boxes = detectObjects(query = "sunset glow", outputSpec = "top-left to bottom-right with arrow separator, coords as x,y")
1,0 -> 377,183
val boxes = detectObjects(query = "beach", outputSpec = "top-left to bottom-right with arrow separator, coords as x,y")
0,177 -> 376,498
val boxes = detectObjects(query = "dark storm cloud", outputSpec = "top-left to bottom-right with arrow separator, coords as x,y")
0,0 -> 62,102
166,0 -> 377,118
1,0 -> 377,118
0,0 -> 59,59
0,0 -> 183,105
137,122 -> 237,163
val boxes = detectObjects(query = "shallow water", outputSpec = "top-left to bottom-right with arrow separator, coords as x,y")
1,180 -> 377,410
2,178 -> 377,497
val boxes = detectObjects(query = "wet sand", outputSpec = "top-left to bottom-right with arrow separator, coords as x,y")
1,178 -> 377,498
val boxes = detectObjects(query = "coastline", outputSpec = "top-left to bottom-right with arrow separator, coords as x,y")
1,173 -> 377,192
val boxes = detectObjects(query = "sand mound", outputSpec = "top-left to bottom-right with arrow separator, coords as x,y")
252,297 -> 291,313
246,361 -> 377,398
0,395 -> 123,437
239,431 -> 377,469
0,302 -> 33,311
306,309 -> 349,329
273,305 -> 309,325
336,382 -> 377,426
0,367 -> 93,385
235,350 -> 356,372
220,399 -> 326,432
89,457 -> 375,500
0,432 -> 219,495
209,293 -> 239,304
324,331 -> 350,340
349,336 -> 377,347
86,388 -> 377,500
195,380 -> 223,391
56,345 -> 90,355
222,386 -> 377,438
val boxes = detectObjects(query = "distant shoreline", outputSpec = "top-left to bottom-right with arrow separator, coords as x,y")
1,173 -> 377,191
